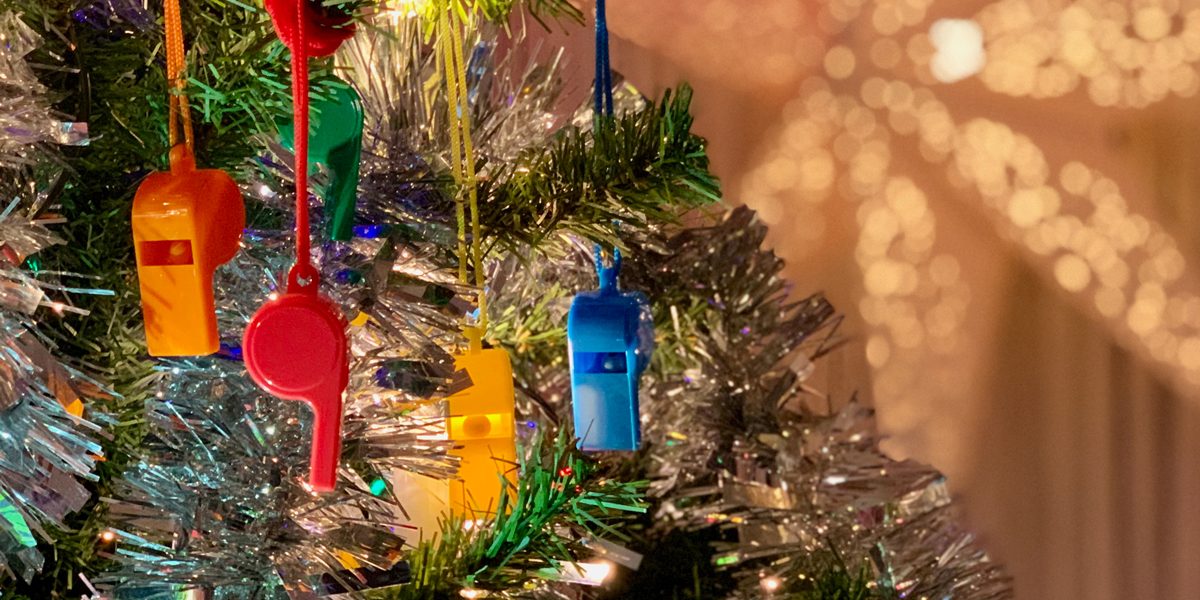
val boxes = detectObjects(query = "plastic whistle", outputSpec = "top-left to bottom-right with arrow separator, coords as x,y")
264,0 -> 355,57
132,146 -> 245,356
567,247 -> 653,452
243,264 -> 348,491
278,81 -> 364,241
447,328 -> 517,516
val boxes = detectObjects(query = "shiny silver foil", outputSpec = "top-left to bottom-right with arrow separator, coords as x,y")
491,207 -> 1013,599
0,9 -> 110,586
98,13 -> 581,598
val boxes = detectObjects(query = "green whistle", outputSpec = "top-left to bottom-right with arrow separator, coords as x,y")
279,79 -> 364,241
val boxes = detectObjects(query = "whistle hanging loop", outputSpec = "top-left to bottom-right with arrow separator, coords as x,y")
593,244 -> 621,293
163,0 -> 194,158
287,262 -> 321,294
463,325 -> 484,355
167,144 -> 195,172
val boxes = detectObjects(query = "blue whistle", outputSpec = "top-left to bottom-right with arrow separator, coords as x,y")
567,245 -> 654,452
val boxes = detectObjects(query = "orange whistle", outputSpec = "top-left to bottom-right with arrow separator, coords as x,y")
448,331 -> 518,517
133,146 -> 245,356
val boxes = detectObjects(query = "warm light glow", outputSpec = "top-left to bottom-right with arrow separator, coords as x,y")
100,530 -> 116,542
384,0 -> 427,21
577,560 -> 614,584
929,19 -> 985,83
761,575 -> 783,593
824,45 -> 857,80
976,2 -> 1200,105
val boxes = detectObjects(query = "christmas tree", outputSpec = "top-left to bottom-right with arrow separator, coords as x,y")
0,1 -> 1010,598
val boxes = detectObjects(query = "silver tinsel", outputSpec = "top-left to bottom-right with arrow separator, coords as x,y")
491,207 -> 1013,599
0,9 -> 109,585
98,14 -> 582,599
97,5 -> 1012,597
0,10 -> 88,167
99,174 -> 468,599
639,209 -> 1011,598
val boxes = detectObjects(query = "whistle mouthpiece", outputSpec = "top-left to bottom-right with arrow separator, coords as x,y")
307,394 -> 343,492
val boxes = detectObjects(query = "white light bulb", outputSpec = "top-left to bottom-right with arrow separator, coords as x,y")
929,19 -> 986,83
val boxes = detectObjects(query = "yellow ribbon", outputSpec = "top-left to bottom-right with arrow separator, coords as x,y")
437,6 -> 487,338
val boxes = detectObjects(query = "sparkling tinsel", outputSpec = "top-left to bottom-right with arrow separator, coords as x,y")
92,6 -> 1012,599
99,173 -> 468,598
97,15 -> 598,598
0,9 -> 110,585
490,207 -> 1013,599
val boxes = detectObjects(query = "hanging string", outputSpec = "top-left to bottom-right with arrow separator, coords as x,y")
438,9 -> 468,285
163,0 -> 194,158
594,0 -> 618,296
593,0 -> 614,118
438,4 -> 487,334
594,243 -> 621,291
290,0 -> 315,279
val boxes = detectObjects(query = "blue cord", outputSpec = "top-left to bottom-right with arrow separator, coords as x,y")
594,0 -> 614,118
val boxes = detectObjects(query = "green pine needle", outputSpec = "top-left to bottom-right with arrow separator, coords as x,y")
380,426 -> 645,598
481,85 -> 722,251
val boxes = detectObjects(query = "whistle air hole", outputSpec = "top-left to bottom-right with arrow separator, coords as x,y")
462,415 -> 492,438
139,239 -> 194,266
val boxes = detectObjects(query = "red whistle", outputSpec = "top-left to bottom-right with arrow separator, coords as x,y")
243,264 -> 348,492
264,0 -> 355,57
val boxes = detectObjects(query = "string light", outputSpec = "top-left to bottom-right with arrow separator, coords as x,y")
384,0 -> 427,21
929,19 -> 985,83
761,575 -> 783,593
741,0 -> 1200,408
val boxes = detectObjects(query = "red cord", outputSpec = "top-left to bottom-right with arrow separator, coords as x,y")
292,0 -> 312,275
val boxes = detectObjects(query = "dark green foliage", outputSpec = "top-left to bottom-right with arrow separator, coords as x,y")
6,0 -> 301,594
791,554 -> 891,600
598,526 -> 738,600
378,426 -> 646,598
480,85 -> 722,250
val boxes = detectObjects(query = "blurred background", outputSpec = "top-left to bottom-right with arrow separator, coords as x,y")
540,1 -> 1200,598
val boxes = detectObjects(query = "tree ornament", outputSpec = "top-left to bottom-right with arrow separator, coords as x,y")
263,0 -> 355,57
244,264 -> 348,492
132,0 -> 244,356
244,0 -> 352,492
278,79 -> 364,241
567,245 -> 654,451
447,326 -> 517,517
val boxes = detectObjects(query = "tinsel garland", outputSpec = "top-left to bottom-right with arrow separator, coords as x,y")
488,205 -> 1013,598
96,14 -> 651,598
0,2 -> 1016,598
0,9 -> 112,588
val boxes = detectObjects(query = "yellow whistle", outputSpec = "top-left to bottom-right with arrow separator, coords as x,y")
132,146 -> 245,356
447,328 -> 517,517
